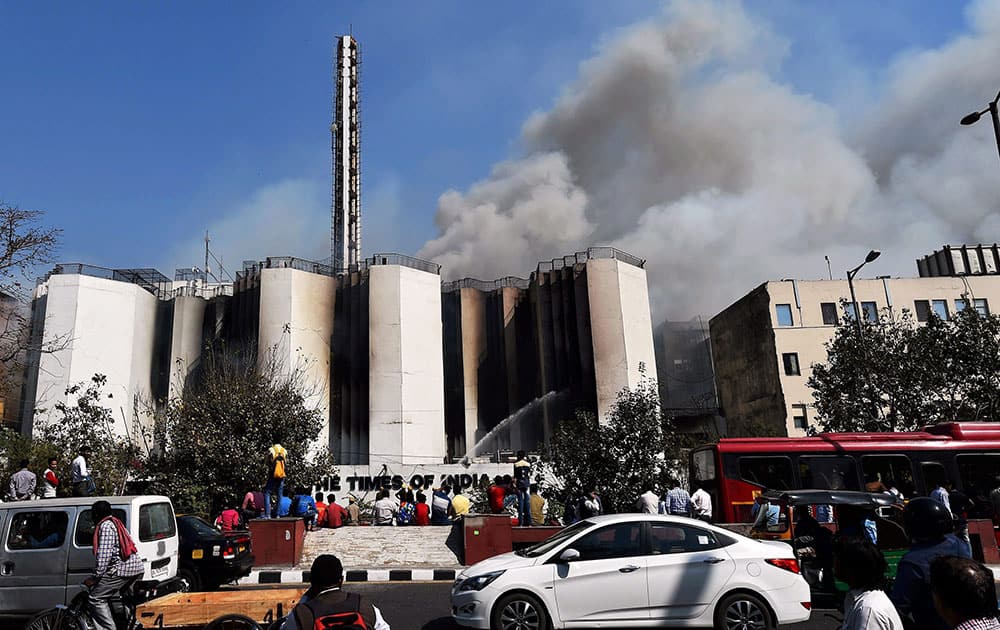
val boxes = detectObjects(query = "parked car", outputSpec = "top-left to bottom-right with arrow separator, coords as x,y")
452,513 -> 811,630
0,495 -> 180,618
176,515 -> 254,591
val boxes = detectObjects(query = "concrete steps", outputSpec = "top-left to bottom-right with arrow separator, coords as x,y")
299,524 -> 463,570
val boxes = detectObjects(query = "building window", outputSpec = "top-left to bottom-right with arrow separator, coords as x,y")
932,299 -> 949,320
914,300 -> 931,323
861,301 -> 878,323
782,353 -> 801,376
844,303 -> 857,321
956,298 -> 968,312
791,405 -> 808,430
775,304 -> 793,327
821,302 -> 838,325
974,298 -> 990,316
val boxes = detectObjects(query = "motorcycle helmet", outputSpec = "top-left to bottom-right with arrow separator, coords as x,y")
903,497 -> 954,542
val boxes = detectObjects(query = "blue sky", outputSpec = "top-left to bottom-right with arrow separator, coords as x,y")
0,1 -> 972,278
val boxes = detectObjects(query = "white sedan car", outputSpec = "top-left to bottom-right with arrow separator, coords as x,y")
452,513 -> 811,630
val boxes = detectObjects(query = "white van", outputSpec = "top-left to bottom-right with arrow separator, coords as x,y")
0,495 -> 179,617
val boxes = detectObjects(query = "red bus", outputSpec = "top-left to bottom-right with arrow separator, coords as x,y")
689,422 -> 1000,525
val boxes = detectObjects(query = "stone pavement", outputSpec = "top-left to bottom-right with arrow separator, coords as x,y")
239,524 -> 464,585
299,523 -> 463,569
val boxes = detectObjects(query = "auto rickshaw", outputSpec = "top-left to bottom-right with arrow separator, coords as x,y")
749,489 -> 907,608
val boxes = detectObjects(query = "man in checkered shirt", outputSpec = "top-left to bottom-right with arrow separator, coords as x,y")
84,501 -> 144,630
930,556 -> 999,630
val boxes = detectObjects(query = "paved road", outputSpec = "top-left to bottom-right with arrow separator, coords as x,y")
347,582 -> 841,629
9,583 -> 841,629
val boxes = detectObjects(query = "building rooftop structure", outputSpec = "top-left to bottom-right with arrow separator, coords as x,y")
917,244 -> 1000,277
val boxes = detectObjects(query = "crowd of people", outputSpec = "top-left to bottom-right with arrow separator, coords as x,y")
3,446 -> 97,501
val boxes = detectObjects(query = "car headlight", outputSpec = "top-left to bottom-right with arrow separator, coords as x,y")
457,570 -> 505,592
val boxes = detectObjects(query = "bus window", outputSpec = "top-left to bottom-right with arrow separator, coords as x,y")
920,462 -> 949,496
799,456 -> 859,490
861,455 -> 915,498
956,454 -> 1000,517
738,457 -> 793,490
691,449 -> 717,488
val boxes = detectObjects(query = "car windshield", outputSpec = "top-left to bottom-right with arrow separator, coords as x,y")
180,516 -> 220,538
516,520 -> 592,558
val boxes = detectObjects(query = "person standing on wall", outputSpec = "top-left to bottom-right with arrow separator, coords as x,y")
263,443 -> 288,519
513,450 -> 532,526
41,457 -> 59,498
72,445 -> 94,497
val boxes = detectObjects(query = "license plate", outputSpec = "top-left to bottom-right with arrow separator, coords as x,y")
151,565 -> 168,579
237,545 -> 245,553
192,549 -> 204,559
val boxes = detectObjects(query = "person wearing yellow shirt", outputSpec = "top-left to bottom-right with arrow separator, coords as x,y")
529,484 -> 545,526
450,491 -> 471,519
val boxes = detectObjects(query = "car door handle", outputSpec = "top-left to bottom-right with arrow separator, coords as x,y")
619,565 -> 640,573
1,562 -> 14,576
703,557 -> 727,564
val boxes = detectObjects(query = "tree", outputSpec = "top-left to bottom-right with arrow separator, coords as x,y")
544,371 -> 683,513
809,300 -> 1000,433
145,344 -> 336,516
0,203 -> 62,424
34,374 -> 144,495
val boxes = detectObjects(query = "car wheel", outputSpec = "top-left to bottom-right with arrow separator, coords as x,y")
179,567 -> 201,592
714,591 -> 775,630
490,592 -> 550,630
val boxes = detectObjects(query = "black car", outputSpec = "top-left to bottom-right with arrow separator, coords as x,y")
176,515 -> 254,591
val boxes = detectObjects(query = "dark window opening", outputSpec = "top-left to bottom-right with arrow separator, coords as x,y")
799,456 -> 860,491
738,456 -> 794,490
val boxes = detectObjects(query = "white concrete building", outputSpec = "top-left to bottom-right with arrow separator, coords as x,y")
711,272 -> 1000,437
22,248 -> 659,467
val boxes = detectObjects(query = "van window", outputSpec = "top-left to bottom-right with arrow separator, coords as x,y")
8,511 -> 69,550
139,502 -> 176,542
75,509 -> 128,547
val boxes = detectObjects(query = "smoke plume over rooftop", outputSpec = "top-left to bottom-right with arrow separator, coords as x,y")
418,0 -> 1000,319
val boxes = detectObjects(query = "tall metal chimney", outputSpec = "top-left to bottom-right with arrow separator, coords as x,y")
332,35 -> 361,274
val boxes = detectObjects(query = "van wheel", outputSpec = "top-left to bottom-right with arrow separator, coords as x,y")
179,568 -> 201,592
490,593 -> 550,630
714,591 -> 775,630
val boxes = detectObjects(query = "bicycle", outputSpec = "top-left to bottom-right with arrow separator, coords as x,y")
24,579 -> 141,630
23,580 -> 262,630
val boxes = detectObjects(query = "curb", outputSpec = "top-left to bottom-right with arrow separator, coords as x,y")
238,568 -> 459,585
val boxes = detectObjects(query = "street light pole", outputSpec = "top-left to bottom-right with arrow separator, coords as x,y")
960,90 -> 1000,164
846,249 -> 881,341
846,250 -> 882,425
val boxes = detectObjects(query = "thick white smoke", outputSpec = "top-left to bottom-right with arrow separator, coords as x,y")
417,0 -> 1000,318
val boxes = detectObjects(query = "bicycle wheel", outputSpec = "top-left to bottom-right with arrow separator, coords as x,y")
203,613 -> 263,630
24,608 -> 88,630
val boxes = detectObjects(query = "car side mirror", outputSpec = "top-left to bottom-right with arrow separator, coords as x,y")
559,548 -> 580,563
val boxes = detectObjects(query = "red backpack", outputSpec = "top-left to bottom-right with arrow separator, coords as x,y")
296,592 -> 370,630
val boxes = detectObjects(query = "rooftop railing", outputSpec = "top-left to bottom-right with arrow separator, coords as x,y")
442,276 -> 530,292
44,264 -> 233,300
356,253 -> 441,275
536,247 -> 645,273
